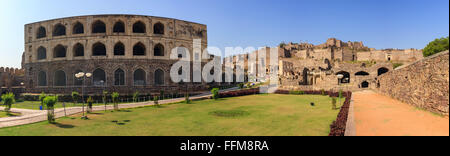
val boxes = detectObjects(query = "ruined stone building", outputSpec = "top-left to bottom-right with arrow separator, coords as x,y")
22,15 -> 211,95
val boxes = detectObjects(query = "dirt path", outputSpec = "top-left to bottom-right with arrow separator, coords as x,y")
353,90 -> 449,136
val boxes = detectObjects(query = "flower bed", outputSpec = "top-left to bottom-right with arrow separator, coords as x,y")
219,88 -> 260,98
275,89 -> 352,136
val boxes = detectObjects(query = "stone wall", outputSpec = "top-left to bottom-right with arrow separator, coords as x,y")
376,51 -> 449,116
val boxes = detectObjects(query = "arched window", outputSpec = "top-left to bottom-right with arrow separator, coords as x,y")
73,43 -> 84,57
133,42 -> 146,56
134,69 -> 146,86
73,70 -> 83,86
114,68 -> 125,86
155,69 -> 164,85
93,68 -> 106,86
361,81 -> 369,88
54,70 -> 66,86
153,22 -> 164,35
133,21 -> 146,33
37,26 -> 46,39
355,71 -> 370,76
37,46 -> 47,60
92,42 -> 106,56
114,42 -> 125,56
336,71 -> 350,84
92,20 -> 106,33
378,67 -> 389,76
73,22 -> 84,34
38,71 -> 47,86
53,24 -> 66,36
154,43 -> 164,56
54,45 -> 66,58
113,21 -> 125,33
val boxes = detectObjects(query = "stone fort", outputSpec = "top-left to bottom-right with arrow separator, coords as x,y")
20,14 -> 212,95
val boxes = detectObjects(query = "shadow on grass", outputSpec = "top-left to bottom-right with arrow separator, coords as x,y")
52,123 -> 76,129
89,112 -> 104,115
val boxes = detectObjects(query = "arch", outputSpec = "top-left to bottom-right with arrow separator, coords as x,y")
153,22 -> 164,35
154,69 -> 165,85
93,68 -> 106,86
36,26 -> 46,39
355,71 -> 370,76
73,70 -> 83,86
133,21 -> 146,33
37,46 -> 47,60
38,71 -> 47,86
73,43 -> 84,57
92,42 -> 106,56
53,45 -> 66,58
378,67 -> 389,76
114,42 -> 125,56
54,70 -> 66,86
114,68 -> 125,86
92,20 -> 106,33
133,42 -> 146,56
133,69 -> 146,86
361,81 -> 369,88
336,71 -> 350,84
154,43 -> 165,56
113,21 -> 125,33
72,22 -> 84,34
52,24 -> 66,36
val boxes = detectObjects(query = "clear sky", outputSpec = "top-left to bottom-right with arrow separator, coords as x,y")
1,0 -> 448,68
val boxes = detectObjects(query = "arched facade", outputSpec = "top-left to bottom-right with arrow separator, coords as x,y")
24,15 -> 209,95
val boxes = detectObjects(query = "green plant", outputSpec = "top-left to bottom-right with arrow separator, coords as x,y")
160,91 -> 165,100
321,89 -> 326,96
289,91 -> 305,95
338,90 -> 343,99
87,96 -> 93,113
211,88 -> 220,100
112,92 -> 119,110
71,92 -> 79,106
238,83 -> 244,89
102,90 -> 108,104
423,36 -> 449,57
1,93 -> 15,113
39,92 -> 46,108
185,94 -> 191,104
392,63 -> 404,69
332,98 -> 337,110
153,96 -> 159,106
43,96 -> 57,123
133,91 -> 140,102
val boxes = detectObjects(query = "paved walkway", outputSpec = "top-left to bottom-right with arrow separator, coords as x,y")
0,88 -> 238,128
353,90 -> 449,136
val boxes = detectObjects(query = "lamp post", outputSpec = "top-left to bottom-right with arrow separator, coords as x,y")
75,72 -> 92,119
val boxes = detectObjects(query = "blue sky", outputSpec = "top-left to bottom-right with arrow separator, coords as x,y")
1,0 -> 448,68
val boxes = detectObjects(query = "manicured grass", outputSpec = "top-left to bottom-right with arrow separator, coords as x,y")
0,111 -> 21,118
7,100 -> 142,110
0,94 -> 343,136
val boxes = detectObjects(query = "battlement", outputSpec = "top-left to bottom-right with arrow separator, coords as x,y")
0,67 -> 25,75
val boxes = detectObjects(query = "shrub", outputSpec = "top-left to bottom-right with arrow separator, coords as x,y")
185,94 -> 191,104
423,36 -> 449,57
393,63 -> 403,69
211,88 -> 220,100
43,96 -> 57,123
238,83 -> 244,89
102,90 -> 108,104
332,98 -> 337,110
71,92 -> 79,106
153,96 -> 159,106
160,90 -> 165,100
87,96 -> 93,113
39,92 -> 46,107
289,91 -> 305,95
133,91 -> 140,102
111,92 -> 119,110
1,93 -> 15,113
338,90 -> 343,99
321,89 -> 326,96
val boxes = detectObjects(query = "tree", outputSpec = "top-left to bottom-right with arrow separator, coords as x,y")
43,96 -> 58,123
423,36 -> 449,57
153,96 -> 159,106
1,93 -> 15,113
211,88 -> 220,100
71,91 -> 79,106
112,92 -> 119,110
86,96 -> 93,113
102,90 -> 108,110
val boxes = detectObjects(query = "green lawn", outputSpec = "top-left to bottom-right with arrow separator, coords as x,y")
0,94 -> 343,136
5,100 -> 140,110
